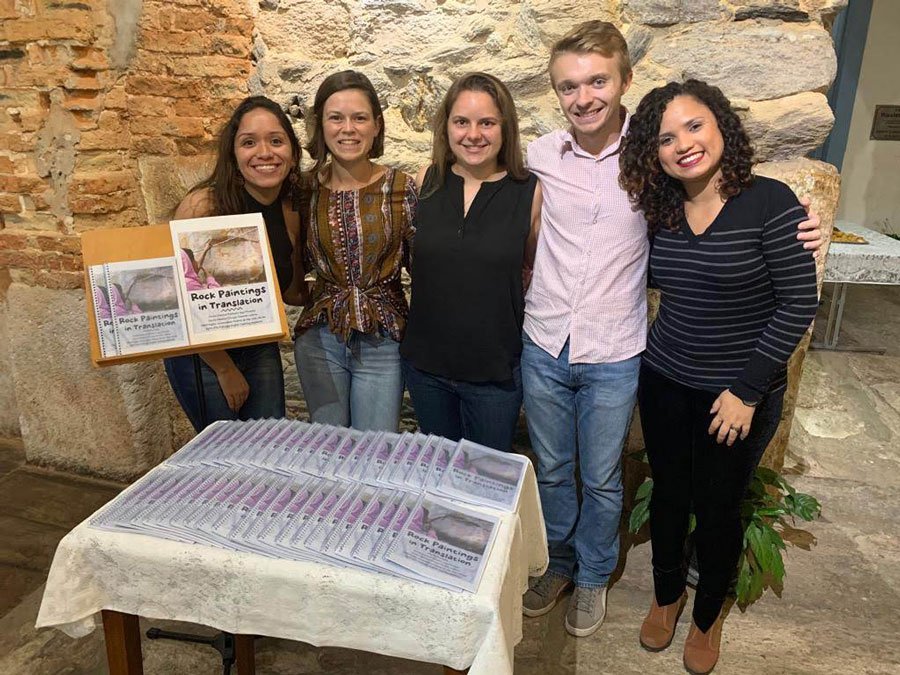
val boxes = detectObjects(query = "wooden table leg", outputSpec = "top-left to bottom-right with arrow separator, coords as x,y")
443,667 -> 469,675
235,634 -> 256,675
101,610 -> 144,675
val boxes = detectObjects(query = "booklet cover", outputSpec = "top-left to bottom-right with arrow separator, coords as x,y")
88,257 -> 188,357
436,439 -> 529,512
385,494 -> 499,593
170,212 -> 281,345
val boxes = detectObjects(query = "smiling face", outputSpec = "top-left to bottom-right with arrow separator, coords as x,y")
657,95 -> 725,188
447,89 -> 503,174
322,88 -> 382,166
550,50 -> 631,146
233,107 -> 294,203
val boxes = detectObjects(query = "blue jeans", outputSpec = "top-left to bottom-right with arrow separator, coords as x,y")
521,332 -> 640,588
294,324 -> 403,432
164,342 -> 286,432
402,358 -> 522,452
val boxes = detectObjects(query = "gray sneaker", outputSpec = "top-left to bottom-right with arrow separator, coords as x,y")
564,585 -> 608,637
522,571 -> 573,617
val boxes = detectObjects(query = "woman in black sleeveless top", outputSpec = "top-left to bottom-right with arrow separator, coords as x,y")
163,96 -> 307,431
401,73 -> 543,451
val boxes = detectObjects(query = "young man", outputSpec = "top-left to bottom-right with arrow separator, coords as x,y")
521,21 -> 822,638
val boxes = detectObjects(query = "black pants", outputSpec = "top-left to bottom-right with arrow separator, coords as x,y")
637,365 -> 784,631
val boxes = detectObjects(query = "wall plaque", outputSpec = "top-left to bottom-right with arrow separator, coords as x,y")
870,105 -> 900,141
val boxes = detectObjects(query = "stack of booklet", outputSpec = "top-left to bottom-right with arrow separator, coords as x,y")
90,420 -> 531,593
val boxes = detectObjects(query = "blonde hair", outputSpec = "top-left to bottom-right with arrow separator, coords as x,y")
549,21 -> 632,82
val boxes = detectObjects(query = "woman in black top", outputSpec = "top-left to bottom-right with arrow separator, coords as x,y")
619,80 -> 818,673
400,72 -> 543,451
164,96 -> 307,431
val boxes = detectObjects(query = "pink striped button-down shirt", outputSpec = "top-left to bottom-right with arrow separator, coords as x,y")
524,118 -> 649,364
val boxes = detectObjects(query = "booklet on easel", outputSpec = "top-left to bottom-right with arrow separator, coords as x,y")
170,213 -> 281,345
88,257 -> 189,358
82,212 -> 289,366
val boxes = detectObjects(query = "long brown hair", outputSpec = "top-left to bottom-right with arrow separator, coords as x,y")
306,70 -> 385,179
190,96 -> 301,216
423,72 -> 528,198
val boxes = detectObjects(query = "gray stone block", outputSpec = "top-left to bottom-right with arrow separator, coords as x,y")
7,284 -> 175,480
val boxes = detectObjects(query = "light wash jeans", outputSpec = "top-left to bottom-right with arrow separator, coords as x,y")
294,323 -> 403,432
521,331 -> 640,588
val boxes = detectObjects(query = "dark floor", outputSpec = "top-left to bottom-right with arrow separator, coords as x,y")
0,439 -> 123,618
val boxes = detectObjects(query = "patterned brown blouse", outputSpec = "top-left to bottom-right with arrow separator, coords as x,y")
296,167 -> 417,342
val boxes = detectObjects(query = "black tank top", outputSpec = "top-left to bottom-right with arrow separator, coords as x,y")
243,190 -> 293,293
400,168 -> 537,382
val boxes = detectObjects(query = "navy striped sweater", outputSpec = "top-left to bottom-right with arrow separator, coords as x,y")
644,176 -> 819,403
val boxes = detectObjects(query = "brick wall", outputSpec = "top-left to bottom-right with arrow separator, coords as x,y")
0,0 -> 254,291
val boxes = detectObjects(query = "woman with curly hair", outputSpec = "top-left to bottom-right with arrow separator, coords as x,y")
619,79 -> 819,674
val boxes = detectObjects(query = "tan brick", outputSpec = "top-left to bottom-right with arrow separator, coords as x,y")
64,72 -> 106,91
167,55 -> 251,79
104,80 -> 126,109
35,269 -> 83,289
78,110 -> 129,150
25,42 -> 70,66
0,132 -> 34,153
63,90 -> 104,112
137,29 -> 208,55
172,96 -> 246,118
70,170 -> 137,195
43,251 -> 82,273
129,115 -> 206,138
74,151 -> 130,172
70,48 -> 109,72
8,106 -> 47,132
32,232 -> 81,255
70,109 -> 100,131
68,189 -> 138,214
131,135 -> 176,155
0,229 -> 29,250
0,62 -> 70,88
0,248 -> 45,268
0,173 -> 45,193
125,75 -> 202,98
1,15 -> 96,43
0,192 -> 22,212
2,211 -> 61,231
24,192 -> 51,211
125,94 -> 171,116
207,78 -> 249,99
72,208 -> 144,232
175,136 -> 215,156
0,0 -> 19,20
209,34 -> 252,58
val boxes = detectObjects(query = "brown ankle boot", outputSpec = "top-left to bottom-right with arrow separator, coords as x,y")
683,613 -> 725,675
639,592 -> 687,651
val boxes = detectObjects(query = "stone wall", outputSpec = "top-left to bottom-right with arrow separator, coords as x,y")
0,0 -> 844,478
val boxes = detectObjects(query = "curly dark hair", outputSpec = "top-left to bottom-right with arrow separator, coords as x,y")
619,79 -> 754,234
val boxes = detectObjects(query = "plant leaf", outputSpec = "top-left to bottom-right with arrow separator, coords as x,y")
635,479 -> 654,501
628,496 -> 650,534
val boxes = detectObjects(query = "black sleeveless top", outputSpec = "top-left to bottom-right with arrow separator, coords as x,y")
400,169 -> 538,382
243,190 -> 293,293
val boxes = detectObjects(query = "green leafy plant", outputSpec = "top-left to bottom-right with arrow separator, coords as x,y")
628,462 -> 821,608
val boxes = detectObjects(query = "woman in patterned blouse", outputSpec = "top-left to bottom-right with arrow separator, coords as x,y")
293,71 -> 417,431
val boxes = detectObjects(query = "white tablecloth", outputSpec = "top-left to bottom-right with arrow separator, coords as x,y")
36,463 -> 548,674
